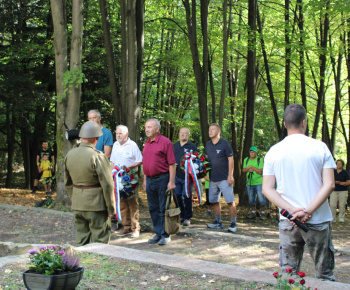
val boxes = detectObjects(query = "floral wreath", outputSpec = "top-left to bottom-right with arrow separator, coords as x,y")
180,150 -> 211,203
112,165 -> 139,220
180,151 -> 211,179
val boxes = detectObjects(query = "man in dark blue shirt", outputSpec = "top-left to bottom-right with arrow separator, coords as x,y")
205,123 -> 237,232
330,159 -> 350,222
174,128 -> 198,226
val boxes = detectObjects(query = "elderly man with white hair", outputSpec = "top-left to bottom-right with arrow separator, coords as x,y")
110,125 -> 143,238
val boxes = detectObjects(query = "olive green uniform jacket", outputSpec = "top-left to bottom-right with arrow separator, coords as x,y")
64,142 -> 116,215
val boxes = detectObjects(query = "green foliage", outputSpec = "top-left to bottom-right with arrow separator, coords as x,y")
57,68 -> 85,103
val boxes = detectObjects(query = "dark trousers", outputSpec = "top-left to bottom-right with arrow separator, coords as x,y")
174,176 -> 193,220
146,173 -> 169,238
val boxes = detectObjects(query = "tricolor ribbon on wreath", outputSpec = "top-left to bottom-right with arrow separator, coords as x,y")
112,165 -> 123,220
184,150 -> 202,204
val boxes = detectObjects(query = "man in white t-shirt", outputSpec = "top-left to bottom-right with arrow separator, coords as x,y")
262,104 -> 336,281
110,125 -> 143,238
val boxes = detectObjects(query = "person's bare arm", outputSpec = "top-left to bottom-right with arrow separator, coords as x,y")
168,163 -> 176,189
104,145 -> 112,159
262,175 -> 300,214
253,167 -> 263,175
338,179 -> 350,186
127,161 -> 142,169
304,168 -> 335,215
227,156 -> 234,185
142,176 -> 147,190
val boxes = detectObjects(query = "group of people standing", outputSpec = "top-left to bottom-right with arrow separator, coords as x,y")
61,104 -> 347,282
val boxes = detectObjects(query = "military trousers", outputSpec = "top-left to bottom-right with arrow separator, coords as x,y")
73,210 -> 111,246
279,220 -> 335,281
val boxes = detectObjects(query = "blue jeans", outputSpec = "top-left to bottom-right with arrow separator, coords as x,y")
146,173 -> 169,238
174,176 -> 193,220
246,184 -> 265,206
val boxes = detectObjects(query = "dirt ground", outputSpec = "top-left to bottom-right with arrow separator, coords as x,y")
0,175 -> 350,285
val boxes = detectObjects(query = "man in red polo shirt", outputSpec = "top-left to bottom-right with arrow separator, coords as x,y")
142,119 -> 176,245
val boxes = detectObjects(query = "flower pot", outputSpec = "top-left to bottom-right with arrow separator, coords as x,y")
23,267 -> 84,290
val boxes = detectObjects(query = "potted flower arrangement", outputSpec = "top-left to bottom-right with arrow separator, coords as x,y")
112,165 -> 139,219
180,150 -> 211,203
23,245 -> 83,290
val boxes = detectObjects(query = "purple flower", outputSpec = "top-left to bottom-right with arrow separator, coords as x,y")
39,246 -> 47,251
58,251 -> 65,255
49,245 -> 57,250
28,249 -> 38,254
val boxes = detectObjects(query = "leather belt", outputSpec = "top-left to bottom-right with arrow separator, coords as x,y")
73,184 -> 100,189
147,172 -> 169,179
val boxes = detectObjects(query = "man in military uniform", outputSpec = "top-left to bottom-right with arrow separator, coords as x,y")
65,121 -> 116,246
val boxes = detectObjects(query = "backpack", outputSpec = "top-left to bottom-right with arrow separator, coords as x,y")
245,156 -> 261,167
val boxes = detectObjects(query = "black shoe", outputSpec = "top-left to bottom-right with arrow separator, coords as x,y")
148,235 -> 161,244
157,236 -> 171,245
31,187 -> 37,194
111,222 -> 118,233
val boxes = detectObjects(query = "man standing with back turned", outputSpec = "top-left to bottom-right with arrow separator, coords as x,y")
65,121 -> 116,246
142,119 -> 176,245
262,104 -> 336,281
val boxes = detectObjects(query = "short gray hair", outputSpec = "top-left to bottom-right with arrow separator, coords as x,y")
146,119 -> 161,130
180,127 -> 190,134
88,109 -> 101,118
116,125 -> 128,133
209,123 -> 221,131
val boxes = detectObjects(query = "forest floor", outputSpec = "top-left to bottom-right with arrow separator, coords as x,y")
0,172 -> 350,288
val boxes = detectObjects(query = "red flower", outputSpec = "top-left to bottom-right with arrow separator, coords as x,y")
288,279 -> 295,284
203,170 -> 207,174
132,184 -> 137,189
181,160 -> 184,166
285,268 -> 293,274
126,167 -> 130,173
297,271 -> 306,277
300,279 -> 305,285
204,163 -> 208,168
130,174 -> 134,179
272,272 -> 278,278
200,155 -> 206,161
194,152 -> 199,157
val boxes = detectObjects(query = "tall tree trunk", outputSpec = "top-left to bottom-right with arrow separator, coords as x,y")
242,0 -> 257,161
20,115 -> 31,189
99,0 -> 122,124
330,42 -> 342,153
297,0 -> 308,135
312,0 -> 330,138
120,0 -> 127,121
208,55 -> 216,123
51,0 -> 83,205
135,0 -> 144,143
284,0 -> 291,130
183,0 -> 209,146
257,4 -> 282,140
120,0 -> 143,141
5,101 -> 16,188
218,0 -> 229,127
